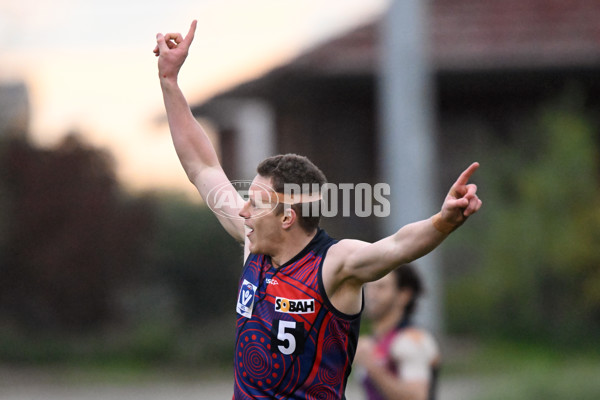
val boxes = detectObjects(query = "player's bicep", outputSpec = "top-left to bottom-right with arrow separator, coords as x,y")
342,220 -> 444,284
339,236 -> 408,284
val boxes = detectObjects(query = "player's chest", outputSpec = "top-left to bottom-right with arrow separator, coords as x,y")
236,263 -> 323,321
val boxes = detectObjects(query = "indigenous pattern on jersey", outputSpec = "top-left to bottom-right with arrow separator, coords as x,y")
233,229 -> 361,400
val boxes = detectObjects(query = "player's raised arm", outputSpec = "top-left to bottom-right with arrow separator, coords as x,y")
155,21 -> 245,242
330,162 -> 482,286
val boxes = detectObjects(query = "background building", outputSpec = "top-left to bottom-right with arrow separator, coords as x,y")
191,0 -> 600,241
0,82 -> 30,139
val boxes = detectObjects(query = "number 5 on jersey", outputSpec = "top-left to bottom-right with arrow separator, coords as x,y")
271,320 -> 305,355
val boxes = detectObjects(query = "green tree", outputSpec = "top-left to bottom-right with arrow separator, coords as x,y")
446,95 -> 600,343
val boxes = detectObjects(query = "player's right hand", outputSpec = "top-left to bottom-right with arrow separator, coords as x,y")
154,20 -> 197,81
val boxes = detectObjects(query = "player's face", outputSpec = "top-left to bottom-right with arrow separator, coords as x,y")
239,175 -> 283,255
364,273 -> 400,321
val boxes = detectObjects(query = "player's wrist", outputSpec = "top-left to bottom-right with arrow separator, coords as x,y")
159,73 -> 180,89
431,212 -> 459,234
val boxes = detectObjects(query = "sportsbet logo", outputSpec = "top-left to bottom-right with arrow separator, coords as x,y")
275,297 -> 315,314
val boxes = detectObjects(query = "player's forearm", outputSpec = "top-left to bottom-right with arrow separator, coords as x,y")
390,217 -> 448,264
160,77 -> 220,182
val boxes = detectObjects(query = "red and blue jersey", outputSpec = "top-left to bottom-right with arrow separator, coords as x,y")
233,229 -> 362,400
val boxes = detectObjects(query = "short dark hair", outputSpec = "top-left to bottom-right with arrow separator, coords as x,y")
257,154 -> 327,233
393,264 -> 423,319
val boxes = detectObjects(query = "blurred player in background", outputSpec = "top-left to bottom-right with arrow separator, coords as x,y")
354,264 -> 440,400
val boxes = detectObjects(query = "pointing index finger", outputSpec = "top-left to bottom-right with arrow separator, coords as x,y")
454,162 -> 480,187
183,20 -> 197,46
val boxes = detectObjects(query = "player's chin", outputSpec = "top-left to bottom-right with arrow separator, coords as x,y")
248,242 -> 260,254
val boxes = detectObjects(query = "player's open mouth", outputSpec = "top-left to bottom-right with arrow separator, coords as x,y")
245,225 -> 254,237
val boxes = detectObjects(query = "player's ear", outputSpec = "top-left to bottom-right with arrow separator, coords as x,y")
281,206 -> 296,229
397,288 -> 414,308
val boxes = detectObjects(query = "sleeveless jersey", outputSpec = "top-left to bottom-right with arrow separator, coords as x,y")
233,229 -> 362,400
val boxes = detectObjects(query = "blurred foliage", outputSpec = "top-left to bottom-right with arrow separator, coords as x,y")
446,91 -> 600,343
0,133 -> 242,367
0,134 -> 154,331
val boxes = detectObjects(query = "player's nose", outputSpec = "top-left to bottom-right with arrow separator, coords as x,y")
239,200 -> 251,218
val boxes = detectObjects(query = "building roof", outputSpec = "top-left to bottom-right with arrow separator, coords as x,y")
432,0 -> 600,70
196,0 -> 600,105
293,0 -> 600,73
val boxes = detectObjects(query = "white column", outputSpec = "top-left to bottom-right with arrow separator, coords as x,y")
232,100 -> 276,180
379,0 -> 441,333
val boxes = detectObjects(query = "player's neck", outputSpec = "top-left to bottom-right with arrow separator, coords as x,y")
374,309 -> 404,338
270,228 -> 317,268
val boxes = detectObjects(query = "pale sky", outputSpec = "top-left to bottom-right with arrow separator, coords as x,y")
1,0 -> 389,197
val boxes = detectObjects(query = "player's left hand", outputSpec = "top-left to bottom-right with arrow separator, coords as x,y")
439,162 -> 482,228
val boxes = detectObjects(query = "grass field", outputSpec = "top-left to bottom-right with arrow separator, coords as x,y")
1,336 -> 600,399
442,339 -> 600,400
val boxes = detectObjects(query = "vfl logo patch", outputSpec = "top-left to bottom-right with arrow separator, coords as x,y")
236,279 -> 257,318
275,297 -> 315,314
242,289 -> 253,304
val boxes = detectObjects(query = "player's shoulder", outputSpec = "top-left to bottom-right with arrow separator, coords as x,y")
391,327 -> 439,358
325,239 -> 370,268
328,238 -> 371,256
